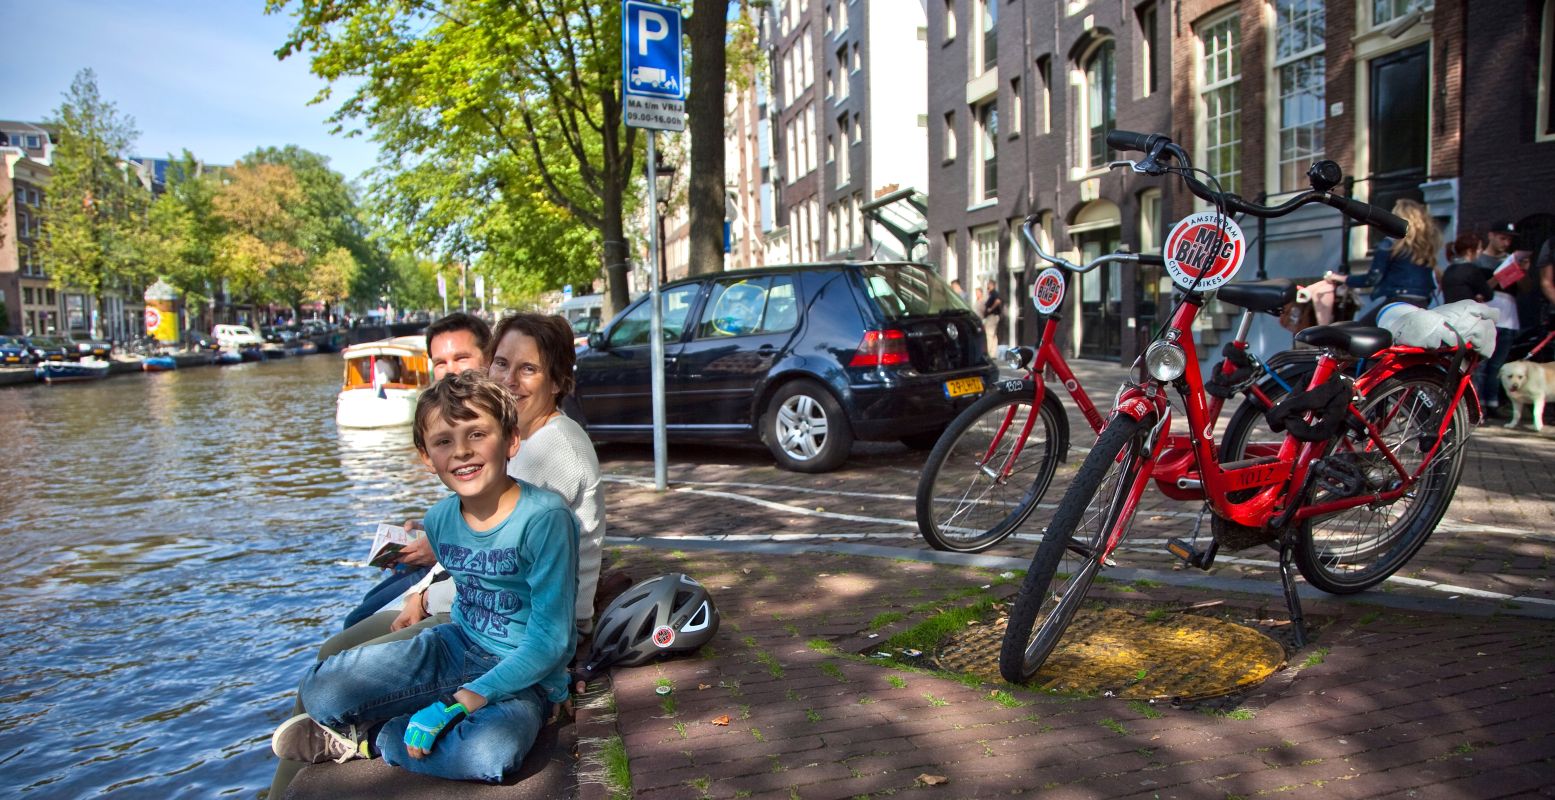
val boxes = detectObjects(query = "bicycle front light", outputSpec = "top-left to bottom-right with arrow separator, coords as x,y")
1145,340 -> 1187,381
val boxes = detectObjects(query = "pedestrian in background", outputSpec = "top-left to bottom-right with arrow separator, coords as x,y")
1441,232 -> 1492,304
1325,199 -> 1442,321
981,279 -> 1003,357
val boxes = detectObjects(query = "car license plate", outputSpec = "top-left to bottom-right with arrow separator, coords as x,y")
944,376 -> 984,398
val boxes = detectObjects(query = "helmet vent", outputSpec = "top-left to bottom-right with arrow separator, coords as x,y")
682,600 -> 712,633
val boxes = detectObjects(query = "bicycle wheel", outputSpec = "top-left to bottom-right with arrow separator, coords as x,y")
1218,354 -> 1318,496
1296,369 -> 1469,594
915,384 -> 1067,553
999,414 -> 1150,684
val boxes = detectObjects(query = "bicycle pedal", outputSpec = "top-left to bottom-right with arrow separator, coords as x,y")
1166,537 -> 1217,570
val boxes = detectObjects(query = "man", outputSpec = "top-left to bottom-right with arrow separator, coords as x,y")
982,279 -> 1003,357
425,311 -> 491,380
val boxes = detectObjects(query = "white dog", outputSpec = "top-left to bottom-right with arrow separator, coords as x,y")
1498,360 -> 1555,432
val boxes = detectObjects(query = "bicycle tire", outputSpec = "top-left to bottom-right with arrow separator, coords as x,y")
1296,368 -> 1468,594
999,414 -> 1150,684
915,384 -> 1068,553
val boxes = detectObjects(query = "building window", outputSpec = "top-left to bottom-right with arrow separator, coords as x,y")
977,0 -> 998,73
1139,2 -> 1159,97
852,112 -> 862,143
1009,76 -> 1023,135
1198,13 -> 1242,195
944,111 -> 958,161
826,134 -> 836,163
1139,189 -> 1163,253
944,0 -> 956,41
975,101 -> 998,201
786,119 -> 798,183
834,0 -> 848,34
835,46 -> 848,98
1274,0 -> 1325,191
1372,0 -> 1432,26
851,43 -> 860,73
1083,39 -> 1117,169
973,225 -> 1000,290
800,29 -> 813,89
1037,56 -> 1052,133
1539,0 -> 1554,141
837,115 -> 851,186
943,231 -> 960,284
23,287 -> 34,305
803,104 -> 816,176
851,191 -> 865,247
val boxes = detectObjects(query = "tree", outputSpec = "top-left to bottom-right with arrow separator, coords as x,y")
270,0 -> 641,316
145,151 -> 223,317
211,161 -> 308,307
685,0 -> 728,276
39,68 -> 151,335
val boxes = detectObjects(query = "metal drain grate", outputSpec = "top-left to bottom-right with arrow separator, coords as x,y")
936,607 -> 1285,701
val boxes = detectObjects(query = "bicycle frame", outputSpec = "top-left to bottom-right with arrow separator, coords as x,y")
1099,295 -> 1480,559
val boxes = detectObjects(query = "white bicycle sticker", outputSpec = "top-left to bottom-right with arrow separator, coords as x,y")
1031,267 -> 1066,315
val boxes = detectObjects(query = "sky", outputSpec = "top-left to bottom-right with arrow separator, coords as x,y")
4,0 -> 380,183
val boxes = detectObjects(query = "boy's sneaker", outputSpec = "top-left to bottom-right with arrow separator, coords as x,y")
271,714 -> 368,764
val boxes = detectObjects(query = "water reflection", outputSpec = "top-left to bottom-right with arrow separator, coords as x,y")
0,356 -> 442,797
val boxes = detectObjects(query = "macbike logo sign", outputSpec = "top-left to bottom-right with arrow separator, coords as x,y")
1031,267 -> 1066,315
652,624 -> 676,648
1163,212 -> 1246,292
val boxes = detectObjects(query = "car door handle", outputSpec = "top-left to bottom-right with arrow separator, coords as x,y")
756,345 -> 776,354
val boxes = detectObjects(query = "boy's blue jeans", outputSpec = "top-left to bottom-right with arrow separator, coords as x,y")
343,565 -> 432,629
299,622 -> 548,783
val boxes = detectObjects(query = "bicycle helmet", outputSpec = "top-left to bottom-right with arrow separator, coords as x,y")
579,573 -> 719,678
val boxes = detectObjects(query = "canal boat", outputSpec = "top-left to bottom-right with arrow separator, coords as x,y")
142,355 -> 178,372
336,336 -> 431,429
36,358 -> 111,383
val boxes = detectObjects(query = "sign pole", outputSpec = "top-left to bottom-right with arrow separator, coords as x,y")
623,0 -> 683,493
646,131 -> 668,491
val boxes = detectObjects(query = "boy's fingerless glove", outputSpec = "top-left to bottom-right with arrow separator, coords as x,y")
403,701 -> 467,752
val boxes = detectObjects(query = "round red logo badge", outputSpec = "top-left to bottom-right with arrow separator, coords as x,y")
143,307 -> 162,334
1031,267 -> 1066,315
1162,212 -> 1246,292
652,625 -> 676,648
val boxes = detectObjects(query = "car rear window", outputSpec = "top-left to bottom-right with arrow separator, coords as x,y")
859,264 -> 971,320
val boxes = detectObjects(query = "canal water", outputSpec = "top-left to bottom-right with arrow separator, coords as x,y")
0,356 -> 443,798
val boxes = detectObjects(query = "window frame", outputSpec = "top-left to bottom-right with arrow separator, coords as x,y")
1270,0 -> 1326,192
1539,0 -> 1555,142
1138,1 -> 1159,97
1081,38 -> 1117,171
1196,11 -> 1243,197
974,99 -> 998,202
976,0 -> 998,75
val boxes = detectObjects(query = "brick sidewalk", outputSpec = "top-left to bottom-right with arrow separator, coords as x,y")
582,547 -> 1555,800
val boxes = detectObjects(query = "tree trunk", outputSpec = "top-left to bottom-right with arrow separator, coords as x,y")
685,0 -> 728,277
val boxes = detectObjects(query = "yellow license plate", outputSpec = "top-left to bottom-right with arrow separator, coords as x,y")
944,376 -> 984,398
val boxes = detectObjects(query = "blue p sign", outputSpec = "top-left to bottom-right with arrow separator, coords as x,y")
623,0 -> 683,99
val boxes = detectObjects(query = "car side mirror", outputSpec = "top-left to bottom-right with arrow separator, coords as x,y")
587,331 -> 608,351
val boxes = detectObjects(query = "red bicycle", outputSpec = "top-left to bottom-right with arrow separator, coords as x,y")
915,234 -> 1313,553
999,131 -> 1483,683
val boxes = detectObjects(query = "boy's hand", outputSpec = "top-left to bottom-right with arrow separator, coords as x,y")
391,592 -> 428,631
403,701 -> 467,758
393,536 -> 436,568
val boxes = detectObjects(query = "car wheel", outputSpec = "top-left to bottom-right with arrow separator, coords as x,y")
763,379 -> 853,473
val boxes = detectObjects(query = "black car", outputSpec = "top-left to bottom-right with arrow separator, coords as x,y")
65,332 -> 113,360
575,261 -> 996,472
22,336 -> 71,363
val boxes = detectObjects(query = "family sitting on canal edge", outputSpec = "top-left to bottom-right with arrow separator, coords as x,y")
269,311 -> 608,793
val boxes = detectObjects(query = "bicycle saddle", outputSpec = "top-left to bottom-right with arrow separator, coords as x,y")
1216,279 -> 1297,315
1295,321 -> 1393,358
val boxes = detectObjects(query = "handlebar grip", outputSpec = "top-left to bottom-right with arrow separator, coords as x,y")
1322,194 -> 1408,239
1105,130 -> 1169,154
1137,254 -> 1165,267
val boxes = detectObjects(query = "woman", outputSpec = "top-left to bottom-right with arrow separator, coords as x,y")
1440,232 -> 1491,304
1326,198 -> 1443,322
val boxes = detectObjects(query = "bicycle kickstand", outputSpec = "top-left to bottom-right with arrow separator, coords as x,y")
1277,529 -> 1309,648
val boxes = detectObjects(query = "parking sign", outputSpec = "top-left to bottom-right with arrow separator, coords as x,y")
623,0 -> 685,130
623,0 -> 683,98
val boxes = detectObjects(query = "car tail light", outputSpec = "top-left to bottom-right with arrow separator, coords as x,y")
849,329 -> 910,367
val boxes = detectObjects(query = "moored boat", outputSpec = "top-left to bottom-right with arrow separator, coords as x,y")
142,356 -> 178,372
215,350 -> 244,365
36,359 -> 111,383
335,336 -> 431,429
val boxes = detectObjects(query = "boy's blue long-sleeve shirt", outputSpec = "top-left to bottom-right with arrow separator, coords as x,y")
423,479 -> 578,703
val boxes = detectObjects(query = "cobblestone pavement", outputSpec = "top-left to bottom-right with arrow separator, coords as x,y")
574,359 -> 1555,799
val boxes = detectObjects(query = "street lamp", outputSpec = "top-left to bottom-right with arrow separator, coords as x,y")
653,154 -> 677,285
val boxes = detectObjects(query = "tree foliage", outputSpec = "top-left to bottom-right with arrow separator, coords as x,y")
269,0 -> 643,316
39,69 -> 151,331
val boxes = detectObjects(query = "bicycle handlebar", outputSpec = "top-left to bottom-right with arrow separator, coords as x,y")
1104,129 -> 1408,239
1018,219 -> 1156,274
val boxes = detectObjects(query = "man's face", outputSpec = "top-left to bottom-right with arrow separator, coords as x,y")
1488,232 -> 1515,253
429,329 -> 486,381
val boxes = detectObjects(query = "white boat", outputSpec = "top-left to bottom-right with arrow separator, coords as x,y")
335,336 -> 431,429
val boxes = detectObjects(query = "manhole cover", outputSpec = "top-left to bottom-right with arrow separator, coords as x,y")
936,607 -> 1285,701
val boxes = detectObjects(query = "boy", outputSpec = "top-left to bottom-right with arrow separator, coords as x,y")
271,371 -> 578,783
